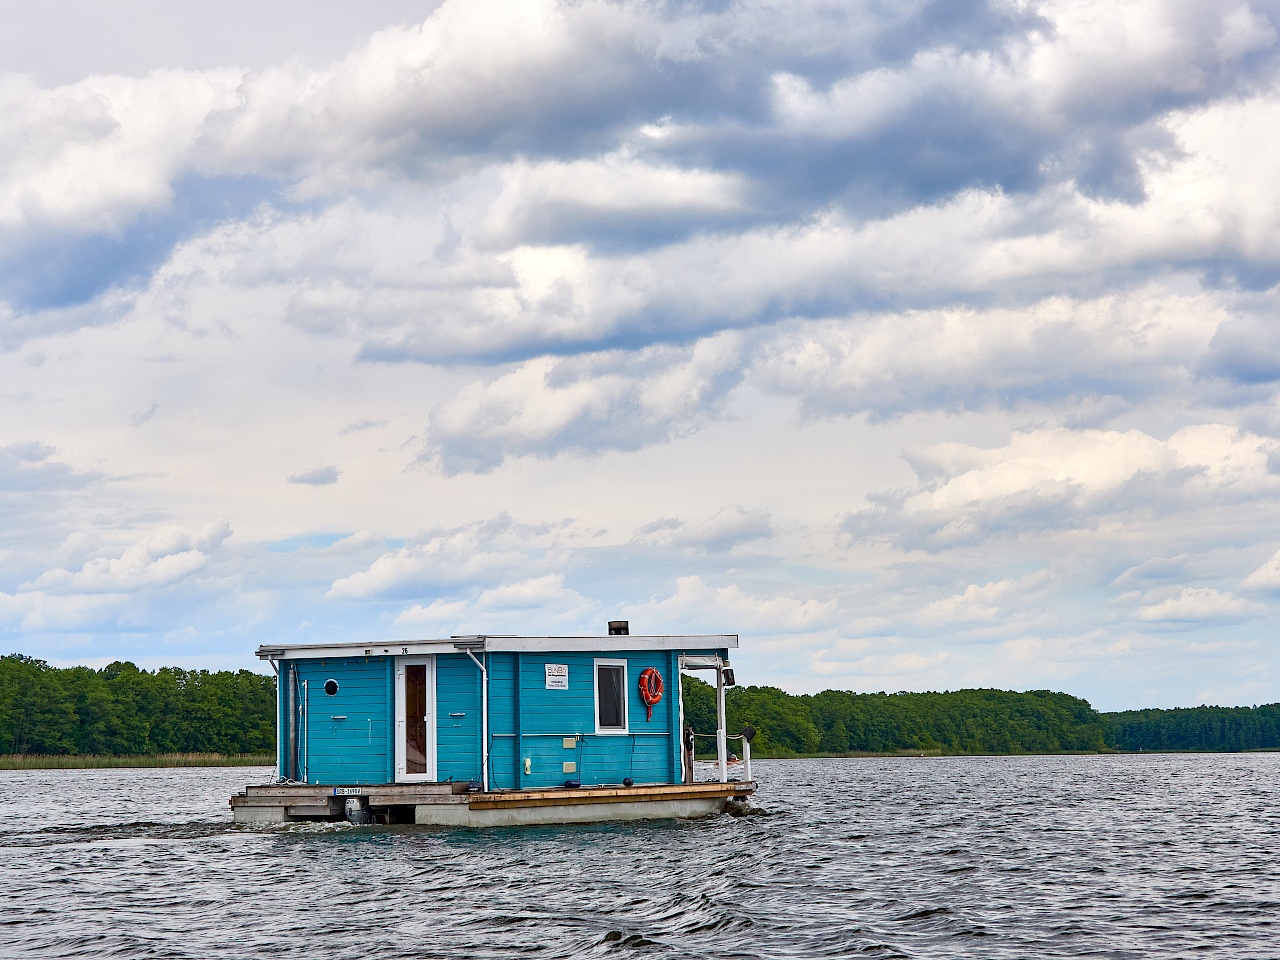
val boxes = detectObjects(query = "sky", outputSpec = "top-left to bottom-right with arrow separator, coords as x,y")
2,0 -> 1280,711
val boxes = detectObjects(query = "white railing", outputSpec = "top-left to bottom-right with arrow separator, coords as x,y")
689,731 -> 753,783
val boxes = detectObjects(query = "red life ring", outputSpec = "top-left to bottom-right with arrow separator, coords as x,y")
638,667 -> 664,721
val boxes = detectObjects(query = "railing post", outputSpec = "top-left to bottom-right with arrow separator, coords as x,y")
742,735 -> 752,782
716,665 -> 727,783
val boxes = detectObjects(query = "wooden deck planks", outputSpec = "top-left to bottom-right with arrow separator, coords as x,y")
231,779 -> 754,815
468,780 -> 755,809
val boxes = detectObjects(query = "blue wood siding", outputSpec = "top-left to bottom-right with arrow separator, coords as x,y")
488,652 -> 519,787
486,650 -> 691,789
435,654 -> 482,783
277,646 -> 723,787
291,657 -> 392,785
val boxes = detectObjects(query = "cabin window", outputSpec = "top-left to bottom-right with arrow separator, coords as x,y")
595,659 -> 628,734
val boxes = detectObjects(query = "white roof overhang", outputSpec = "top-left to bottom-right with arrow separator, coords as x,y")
256,634 -> 738,661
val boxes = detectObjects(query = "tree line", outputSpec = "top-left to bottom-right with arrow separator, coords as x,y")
4,652 -> 1280,757
680,678 -> 1280,755
1104,704 -> 1280,752
0,654 -> 274,756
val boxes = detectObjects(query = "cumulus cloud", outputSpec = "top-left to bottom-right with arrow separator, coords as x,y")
633,505 -> 773,553
104,126 -> 1280,381
1112,554 -> 1194,586
480,154 -> 748,249
0,442 -> 102,565
392,598 -> 470,629
395,573 -> 594,632
327,515 -> 565,599
1242,549 -> 1280,589
287,465 -> 340,485
0,68 -> 242,237
0,519 -> 236,636
626,575 -> 837,636
30,519 -> 232,593
754,285 -> 1227,419
1132,587 -> 1264,622
0,441 -> 98,492
917,570 -> 1054,626
0,590 -> 132,633
422,332 -> 747,473
201,0 -> 668,189
850,424 -> 1278,549
338,419 -> 388,435
130,402 -> 160,426
7,0 -> 1280,344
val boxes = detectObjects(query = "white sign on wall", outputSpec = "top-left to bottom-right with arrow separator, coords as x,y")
544,663 -> 569,690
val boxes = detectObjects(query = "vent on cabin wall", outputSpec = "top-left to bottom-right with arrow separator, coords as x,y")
608,620 -> 629,636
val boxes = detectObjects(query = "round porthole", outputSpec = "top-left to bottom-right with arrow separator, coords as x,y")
324,679 -> 339,696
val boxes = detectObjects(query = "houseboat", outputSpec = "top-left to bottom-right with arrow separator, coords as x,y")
231,622 -> 756,826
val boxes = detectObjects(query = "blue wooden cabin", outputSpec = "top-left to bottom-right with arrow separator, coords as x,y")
257,623 -> 736,790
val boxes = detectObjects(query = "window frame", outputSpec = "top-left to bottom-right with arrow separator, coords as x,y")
593,658 -> 629,735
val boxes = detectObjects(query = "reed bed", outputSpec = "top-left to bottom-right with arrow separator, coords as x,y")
0,753 -> 274,770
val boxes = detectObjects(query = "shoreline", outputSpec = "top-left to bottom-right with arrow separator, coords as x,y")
698,747 -> 1280,760
6,747 -> 1279,771
0,753 -> 274,770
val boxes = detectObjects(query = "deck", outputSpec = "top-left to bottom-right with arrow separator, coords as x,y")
231,780 -> 756,826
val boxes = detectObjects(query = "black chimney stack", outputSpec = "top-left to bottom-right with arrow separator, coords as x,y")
608,620 -> 629,636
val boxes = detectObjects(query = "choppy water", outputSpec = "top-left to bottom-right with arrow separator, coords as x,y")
2,754 -> 1279,958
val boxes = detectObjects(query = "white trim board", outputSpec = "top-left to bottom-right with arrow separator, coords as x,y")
258,634 -> 737,661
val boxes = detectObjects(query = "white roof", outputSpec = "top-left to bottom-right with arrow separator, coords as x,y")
256,634 -> 738,661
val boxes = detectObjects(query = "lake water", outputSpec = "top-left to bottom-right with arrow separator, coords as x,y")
2,754 -> 1278,958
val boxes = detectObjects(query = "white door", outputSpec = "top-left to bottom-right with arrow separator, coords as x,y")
395,656 -> 436,782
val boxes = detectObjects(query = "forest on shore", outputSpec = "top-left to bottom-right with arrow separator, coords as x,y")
680,679 -> 1280,755
0,654 -> 274,756
3,652 -> 1280,758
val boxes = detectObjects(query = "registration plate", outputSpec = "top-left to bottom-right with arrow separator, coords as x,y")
332,787 -> 363,796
